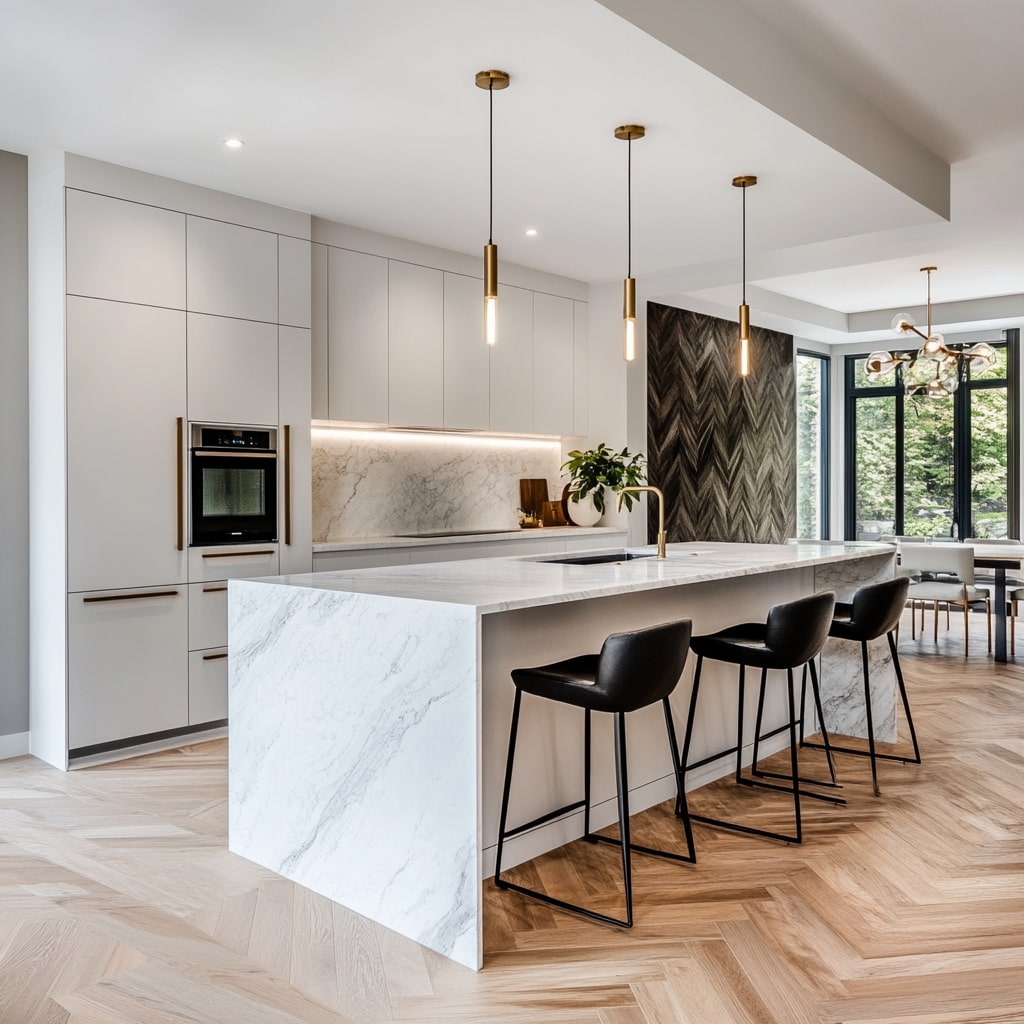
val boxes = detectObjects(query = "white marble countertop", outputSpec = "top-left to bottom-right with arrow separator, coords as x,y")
255,540 -> 893,615
312,525 -> 626,553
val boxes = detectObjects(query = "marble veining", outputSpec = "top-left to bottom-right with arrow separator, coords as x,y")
229,582 -> 480,968
312,431 -> 564,541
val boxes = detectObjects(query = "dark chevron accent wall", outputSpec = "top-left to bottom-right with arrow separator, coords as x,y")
647,303 -> 796,544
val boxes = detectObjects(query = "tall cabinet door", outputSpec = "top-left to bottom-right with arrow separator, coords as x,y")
328,248 -> 389,424
533,293 -> 574,436
389,261 -> 443,426
443,272 -> 489,430
66,296 -> 187,593
489,285 -> 534,433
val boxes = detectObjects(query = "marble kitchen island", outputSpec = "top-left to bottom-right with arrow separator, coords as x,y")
228,541 -> 896,970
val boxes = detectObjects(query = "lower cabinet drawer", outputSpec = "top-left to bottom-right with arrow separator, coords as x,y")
189,582 -> 228,650
68,586 -> 188,751
188,649 -> 228,725
188,544 -> 279,583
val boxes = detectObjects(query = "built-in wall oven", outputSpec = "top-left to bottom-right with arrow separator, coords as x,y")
190,425 -> 277,545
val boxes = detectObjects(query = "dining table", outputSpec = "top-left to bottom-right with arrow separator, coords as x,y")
970,542 -> 1024,663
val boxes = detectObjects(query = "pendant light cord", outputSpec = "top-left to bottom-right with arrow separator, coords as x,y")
627,135 -> 632,278
741,183 -> 747,306
488,81 -> 494,246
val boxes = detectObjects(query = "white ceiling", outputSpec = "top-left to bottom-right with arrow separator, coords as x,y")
2,0 -> 1022,344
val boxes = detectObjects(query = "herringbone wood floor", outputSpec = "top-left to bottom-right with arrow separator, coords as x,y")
2,611 -> 1022,1023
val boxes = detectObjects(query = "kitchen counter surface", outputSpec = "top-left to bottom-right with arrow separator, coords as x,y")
312,525 -> 625,552
273,540 -> 891,613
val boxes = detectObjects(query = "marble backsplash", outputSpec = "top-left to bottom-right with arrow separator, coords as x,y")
312,429 -> 566,540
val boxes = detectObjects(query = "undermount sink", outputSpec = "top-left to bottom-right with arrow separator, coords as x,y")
543,551 -> 657,566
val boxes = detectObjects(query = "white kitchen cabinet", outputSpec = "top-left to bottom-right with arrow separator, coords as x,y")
328,248 -> 388,424
278,235 -> 312,329
68,587 -> 188,751
188,581 -> 228,651
533,292 -> 575,436
443,272 -> 490,430
573,300 -> 588,436
186,216 -> 278,323
389,261 -> 443,426
188,649 -> 229,725
279,326 -> 313,575
311,243 -> 329,420
66,297 -> 187,593
65,189 -> 186,309
188,545 -> 279,584
187,313 -> 279,426
489,285 -> 534,433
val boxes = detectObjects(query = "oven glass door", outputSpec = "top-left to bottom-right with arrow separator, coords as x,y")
191,450 -> 277,544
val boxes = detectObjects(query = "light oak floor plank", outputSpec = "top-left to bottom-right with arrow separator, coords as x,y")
1,608 -> 1023,1021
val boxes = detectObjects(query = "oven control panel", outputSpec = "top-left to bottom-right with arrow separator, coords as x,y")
191,425 -> 276,452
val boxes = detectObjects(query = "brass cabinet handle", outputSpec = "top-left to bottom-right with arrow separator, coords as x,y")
284,423 -> 292,546
202,585 -> 228,593
202,651 -> 228,662
201,549 -> 275,559
176,417 -> 184,551
84,590 -> 179,604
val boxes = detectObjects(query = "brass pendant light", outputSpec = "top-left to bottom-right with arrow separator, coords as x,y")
615,124 -> 645,362
476,69 -> 510,346
733,175 -> 757,376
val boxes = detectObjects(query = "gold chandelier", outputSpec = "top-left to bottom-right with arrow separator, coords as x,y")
476,69 -> 510,347
866,267 -> 996,397
615,124 -> 645,362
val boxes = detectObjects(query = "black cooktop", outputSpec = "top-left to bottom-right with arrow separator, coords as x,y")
394,529 -> 513,538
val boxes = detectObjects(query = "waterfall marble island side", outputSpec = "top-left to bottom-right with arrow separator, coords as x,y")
228,541 -> 896,970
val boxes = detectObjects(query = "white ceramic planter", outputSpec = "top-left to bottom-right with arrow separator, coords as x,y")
567,490 -> 602,527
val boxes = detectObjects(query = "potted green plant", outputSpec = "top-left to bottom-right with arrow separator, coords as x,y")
561,443 -> 647,524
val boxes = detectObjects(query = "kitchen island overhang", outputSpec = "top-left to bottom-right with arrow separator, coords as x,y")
228,541 -> 896,970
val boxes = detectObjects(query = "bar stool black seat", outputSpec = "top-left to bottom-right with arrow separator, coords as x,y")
803,576 -> 920,797
681,591 -> 841,845
494,619 -> 695,928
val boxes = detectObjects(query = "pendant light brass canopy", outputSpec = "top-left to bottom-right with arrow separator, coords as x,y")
733,175 -> 757,377
476,70 -> 510,346
616,124 -> 645,362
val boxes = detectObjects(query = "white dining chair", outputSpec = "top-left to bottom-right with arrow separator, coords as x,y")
900,543 -> 992,656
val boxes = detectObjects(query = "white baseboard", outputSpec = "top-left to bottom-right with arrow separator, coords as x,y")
0,731 -> 30,760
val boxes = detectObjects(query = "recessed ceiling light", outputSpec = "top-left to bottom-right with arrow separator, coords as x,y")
223,138 -> 245,149
525,228 -> 538,237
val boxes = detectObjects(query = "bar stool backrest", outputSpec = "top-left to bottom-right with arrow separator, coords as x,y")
763,591 -> 836,668
900,543 -> 975,586
849,576 -> 911,641
597,620 -> 693,713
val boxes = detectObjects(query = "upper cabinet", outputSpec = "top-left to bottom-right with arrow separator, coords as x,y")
389,261 -> 444,427
186,216 -> 278,323
328,248 -> 389,424
489,285 -> 534,434
317,243 -> 586,435
443,272 -> 489,431
65,189 -> 186,309
533,292 -> 574,436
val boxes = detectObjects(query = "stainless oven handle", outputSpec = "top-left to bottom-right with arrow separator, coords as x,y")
192,450 -> 277,459
284,424 -> 292,546
176,417 -> 184,552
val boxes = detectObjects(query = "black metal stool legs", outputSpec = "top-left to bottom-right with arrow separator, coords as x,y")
496,694 -> 695,929
802,630 -> 921,797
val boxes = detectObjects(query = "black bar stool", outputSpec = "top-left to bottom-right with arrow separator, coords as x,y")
803,576 -> 920,797
494,619 -> 695,928
680,591 -> 841,845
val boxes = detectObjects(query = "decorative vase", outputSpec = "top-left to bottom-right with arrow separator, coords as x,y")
565,489 -> 602,527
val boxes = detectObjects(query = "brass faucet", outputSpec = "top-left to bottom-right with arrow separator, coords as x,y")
616,486 -> 668,559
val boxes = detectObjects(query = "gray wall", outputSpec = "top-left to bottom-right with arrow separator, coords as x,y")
0,150 -> 29,748
647,302 -> 796,544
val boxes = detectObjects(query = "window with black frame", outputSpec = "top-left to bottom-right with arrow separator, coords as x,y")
796,351 -> 830,539
844,330 -> 1018,540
